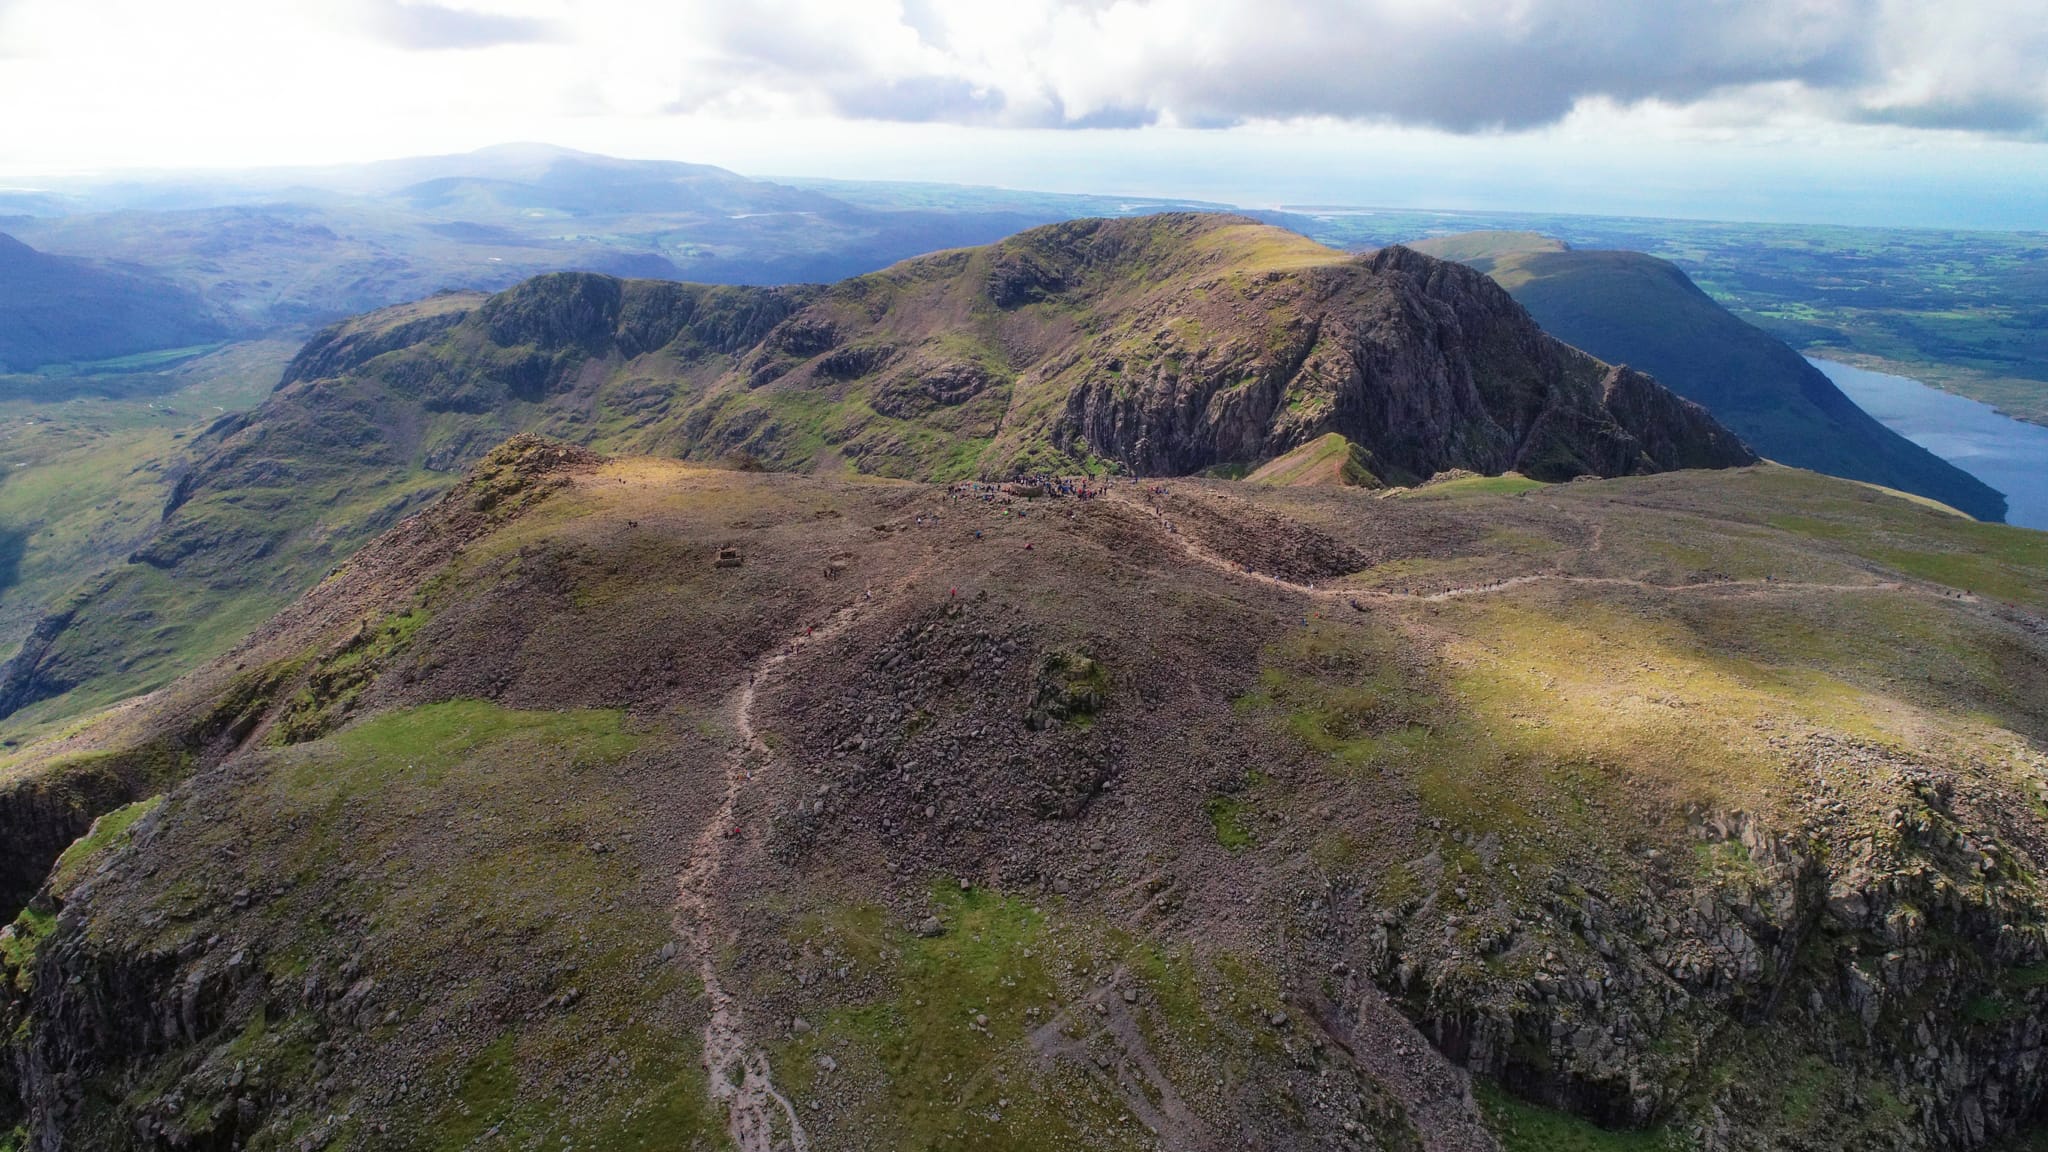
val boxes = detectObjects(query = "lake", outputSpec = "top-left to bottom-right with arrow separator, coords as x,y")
1811,358 -> 2048,531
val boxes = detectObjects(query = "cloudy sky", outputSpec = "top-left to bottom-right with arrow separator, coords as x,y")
1,0 -> 2044,227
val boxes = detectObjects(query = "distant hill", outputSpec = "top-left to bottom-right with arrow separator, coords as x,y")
1408,232 -> 2008,522
0,233 -> 224,372
1,148 -> 1068,331
0,214 -> 1750,724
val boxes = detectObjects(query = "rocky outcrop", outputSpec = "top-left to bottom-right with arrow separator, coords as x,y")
1053,243 -> 1755,483
0,607 -> 78,723
1364,738 -> 2048,1150
277,299 -> 476,388
5,807 -> 304,1152
0,659 -> 291,923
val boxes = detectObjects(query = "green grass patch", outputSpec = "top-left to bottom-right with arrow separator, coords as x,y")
1401,473 -> 1548,499
428,1027 -> 726,1152
2,904 -> 56,991
38,343 -> 229,376
308,699 -> 637,785
1240,622 -> 1442,774
1205,796 -> 1254,850
1477,1081 -> 1672,1151
50,794 -> 162,890
773,886 -> 1143,1151
1768,512 -> 2048,610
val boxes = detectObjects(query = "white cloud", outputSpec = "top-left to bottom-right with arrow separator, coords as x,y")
0,0 -> 2041,196
659,0 -> 2046,137
361,1 -> 565,51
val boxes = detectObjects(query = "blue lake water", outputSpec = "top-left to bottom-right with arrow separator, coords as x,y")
1810,358 -> 2048,531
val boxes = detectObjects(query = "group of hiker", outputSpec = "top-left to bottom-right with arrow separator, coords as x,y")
947,475 -> 1120,504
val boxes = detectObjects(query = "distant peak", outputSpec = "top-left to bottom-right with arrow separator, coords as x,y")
463,142 -> 600,162
0,231 -> 42,268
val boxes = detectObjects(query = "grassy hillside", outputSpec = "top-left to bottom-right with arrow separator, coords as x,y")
0,215 -> 1751,730
1410,233 -> 2009,522
0,341 -> 295,660
2,441 -> 2044,1150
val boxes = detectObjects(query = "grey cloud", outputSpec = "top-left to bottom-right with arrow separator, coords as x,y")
673,0 -> 2045,139
1855,96 -> 2047,136
831,76 -> 1006,124
1105,0 -> 1881,133
1061,105 -> 1161,131
364,1 -> 563,51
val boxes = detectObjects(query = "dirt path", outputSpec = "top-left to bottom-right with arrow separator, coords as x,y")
1108,494 -> 1908,606
675,602 -> 871,1152
1026,966 -> 1211,1149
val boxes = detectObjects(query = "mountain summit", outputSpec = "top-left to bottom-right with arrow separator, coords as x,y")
231,213 -> 1751,483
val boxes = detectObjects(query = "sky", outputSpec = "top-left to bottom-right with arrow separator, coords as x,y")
1,0 -> 2045,228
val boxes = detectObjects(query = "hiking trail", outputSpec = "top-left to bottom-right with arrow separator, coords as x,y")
1107,493 -> 1911,605
675,602 -> 870,1152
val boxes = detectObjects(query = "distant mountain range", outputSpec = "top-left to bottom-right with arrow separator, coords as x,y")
2,147 -> 2033,511
0,145 -> 1200,335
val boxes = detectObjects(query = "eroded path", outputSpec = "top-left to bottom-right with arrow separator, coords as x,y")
1108,493 -> 1910,605
675,602 -> 870,1152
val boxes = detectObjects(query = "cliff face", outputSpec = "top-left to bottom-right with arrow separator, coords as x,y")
1052,243 -> 1751,482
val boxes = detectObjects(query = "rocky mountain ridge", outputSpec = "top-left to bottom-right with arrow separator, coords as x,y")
0,214 -> 1751,727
